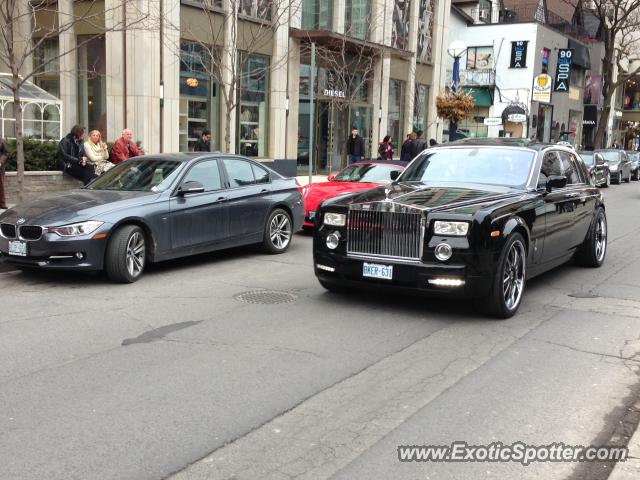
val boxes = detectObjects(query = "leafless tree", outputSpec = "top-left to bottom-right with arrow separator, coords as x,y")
175,0 -> 293,153
0,0 -> 149,203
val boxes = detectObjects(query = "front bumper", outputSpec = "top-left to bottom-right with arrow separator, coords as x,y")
313,251 -> 495,298
0,228 -> 110,271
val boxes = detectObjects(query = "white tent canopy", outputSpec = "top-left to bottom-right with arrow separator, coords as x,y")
0,73 -> 62,141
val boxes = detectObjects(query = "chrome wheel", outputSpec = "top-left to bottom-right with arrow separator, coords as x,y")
502,240 -> 526,311
595,214 -> 607,262
269,213 -> 291,250
126,231 -> 145,278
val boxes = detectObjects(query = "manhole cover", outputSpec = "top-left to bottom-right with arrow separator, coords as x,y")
569,292 -> 599,299
235,289 -> 298,305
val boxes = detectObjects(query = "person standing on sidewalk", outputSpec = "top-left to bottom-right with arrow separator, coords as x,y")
410,130 -> 427,158
0,138 -> 7,209
111,129 -> 143,165
194,129 -> 211,152
347,126 -> 365,164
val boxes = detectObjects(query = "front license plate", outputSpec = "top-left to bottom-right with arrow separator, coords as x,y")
8,240 -> 27,257
363,262 -> 393,280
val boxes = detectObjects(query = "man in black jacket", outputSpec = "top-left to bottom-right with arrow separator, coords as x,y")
58,125 -> 95,185
194,129 -> 211,152
410,130 -> 427,158
347,126 -> 365,164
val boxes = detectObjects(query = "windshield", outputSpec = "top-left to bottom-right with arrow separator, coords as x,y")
579,152 -> 594,165
399,147 -> 535,187
628,152 -> 639,161
600,151 -> 620,162
333,163 -> 402,183
87,158 -> 184,192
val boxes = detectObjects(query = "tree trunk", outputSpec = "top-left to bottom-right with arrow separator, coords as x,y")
11,74 -> 24,205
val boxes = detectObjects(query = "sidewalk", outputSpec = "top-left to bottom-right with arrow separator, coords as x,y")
608,424 -> 640,479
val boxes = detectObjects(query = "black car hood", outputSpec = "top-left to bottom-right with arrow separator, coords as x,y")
0,189 -> 160,225
323,182 -> 526,214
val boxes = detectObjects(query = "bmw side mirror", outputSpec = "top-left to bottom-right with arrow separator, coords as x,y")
390,170 -> 400,181
546,175 -> 567,192
178,180 -> 205,196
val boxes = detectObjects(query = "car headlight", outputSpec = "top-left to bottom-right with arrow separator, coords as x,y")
47,221 -> 104,237
433,221 -> 469,236
324,212 -> 346,227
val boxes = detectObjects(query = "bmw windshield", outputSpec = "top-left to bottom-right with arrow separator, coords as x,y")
399,147 -> 535,188
86,158 -> 184,192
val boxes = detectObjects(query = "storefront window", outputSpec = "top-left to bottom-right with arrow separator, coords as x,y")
458,108 -> 489,138
413,84 -> 428,132
302,0 -> 333,29
238,53 -> 269,157
346,0 -> 370,40
388,79 -> 404,151
33,38 -> 60,98
466,47 -> 493,70
392,0 -> 410,50
417,0 -> 435,63
77,35 -> 106,138
623,77 -> 640,111
180,41 -> 219,152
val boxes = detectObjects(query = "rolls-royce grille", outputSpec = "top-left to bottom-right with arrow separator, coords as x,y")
347,210 -> 424,260
1,223 -> 16,239
19,226 -> 43,241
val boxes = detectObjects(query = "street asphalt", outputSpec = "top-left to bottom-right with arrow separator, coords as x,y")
1,181 -> 640,480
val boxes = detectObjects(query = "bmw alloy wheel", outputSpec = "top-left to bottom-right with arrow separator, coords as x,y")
269,212 -> 292,250
126,231 -> 146,278
595,214 -> 607,262
502,239 -> 526,311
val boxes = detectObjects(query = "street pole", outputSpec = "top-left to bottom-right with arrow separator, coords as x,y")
449,55 -> 460,142
309,42 -> 316,185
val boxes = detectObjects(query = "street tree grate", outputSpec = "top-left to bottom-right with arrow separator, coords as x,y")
234,289 -> 298,305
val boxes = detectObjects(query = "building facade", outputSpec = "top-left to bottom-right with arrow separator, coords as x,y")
2,0 -> 450,175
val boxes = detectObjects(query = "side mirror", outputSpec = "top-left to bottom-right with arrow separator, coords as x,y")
546,175 -> 567,192
327,174 -> 336,181
390,170 -> 400,181
178,180 -> 205,196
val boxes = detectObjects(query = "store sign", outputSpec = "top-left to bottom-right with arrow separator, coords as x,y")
583,105 -> 597,127
510,41 -> 528,68
483,117 -> 503,126
554,49 -> 573,93
185,78 -> 199,88
323,89 -> 346,98
541,48 -> 551,73
507,113 -> 527,123
532,74 -> 552,103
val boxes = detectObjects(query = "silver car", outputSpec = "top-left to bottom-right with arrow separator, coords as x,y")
595,150 -> 632,184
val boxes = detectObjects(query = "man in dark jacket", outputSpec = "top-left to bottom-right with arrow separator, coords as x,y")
347,126 -> 365,164
410,130 -> 427,158
194,129 -> 211,152
58,125 -> 95,185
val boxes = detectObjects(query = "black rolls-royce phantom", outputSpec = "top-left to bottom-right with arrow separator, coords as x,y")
313,139 -> 607,318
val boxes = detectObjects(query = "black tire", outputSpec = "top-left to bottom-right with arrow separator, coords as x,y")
484,233 -> 527,319
625,171 -> 631,183
613,172 -> 621,184
319,279 -> 351,293
574,208 -> 607,268
262,208 -> 293,254
105,225 -> 147,283
633,169 -> 639,181
601,172 -> 610,188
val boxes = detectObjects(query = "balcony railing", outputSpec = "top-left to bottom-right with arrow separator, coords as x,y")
446,69 -> 496,87
468,3 -> 581,36
470,6 -> 500,24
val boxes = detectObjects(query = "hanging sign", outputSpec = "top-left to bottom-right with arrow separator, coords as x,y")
510,41 -> 528,68
532,74 -> 552,103
483,117 -> 503,126
554,49 -> 573,93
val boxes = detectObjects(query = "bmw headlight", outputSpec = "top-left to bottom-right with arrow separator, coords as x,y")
48,221 -> 104,237
433,221 -> 469,236
324,212 -> 346,227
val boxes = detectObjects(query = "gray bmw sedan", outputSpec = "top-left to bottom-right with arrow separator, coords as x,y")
0,154 -> 303,282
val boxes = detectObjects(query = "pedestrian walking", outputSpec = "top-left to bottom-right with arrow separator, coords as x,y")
347,126 -> 365,164
58,125 -> 96,185
84,130 -> 113,175
0,138 -> 7,209
111,129 -> 143,165
378,135 -> 394,160
194,129 -> 211,152
400,132 -> 416,162
410,130 -> 427,158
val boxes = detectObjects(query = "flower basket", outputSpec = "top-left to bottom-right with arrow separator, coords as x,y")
436,90 -> 475,124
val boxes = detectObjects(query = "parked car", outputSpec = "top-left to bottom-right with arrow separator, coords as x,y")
302,161 -> 407,228
578,151 -> 610,187
313,139 -> 606,318
625,151 -> 640,180
595,149 -> 632,184
0,154 -> 304,282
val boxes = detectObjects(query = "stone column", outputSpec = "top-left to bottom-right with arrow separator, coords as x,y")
105,0 -> 125,142
268,0 -> 290,160
14,0 -> 33,78
372,54 -> 391,152
428,0 -> 452,142
161,0 -> 181,153
221,1 -> 237,154
58,0 -> 78,135
403,0 -> 420,135
332,0 -> 345,34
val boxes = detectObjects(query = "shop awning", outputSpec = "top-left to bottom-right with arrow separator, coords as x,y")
462,87 -> 493,107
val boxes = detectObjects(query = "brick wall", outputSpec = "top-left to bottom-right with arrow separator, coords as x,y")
3,171 -> 83,206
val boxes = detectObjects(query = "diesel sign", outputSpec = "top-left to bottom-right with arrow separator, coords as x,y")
554,49 -> 573,92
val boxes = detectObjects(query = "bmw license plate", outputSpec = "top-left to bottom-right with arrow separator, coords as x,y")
362,262 -> 393,280
8,240 -> 27,257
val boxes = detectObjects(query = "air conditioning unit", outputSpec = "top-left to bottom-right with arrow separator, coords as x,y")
479,9 -> 490,21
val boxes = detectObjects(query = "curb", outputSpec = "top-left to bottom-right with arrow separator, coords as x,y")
608,425 -> 640,479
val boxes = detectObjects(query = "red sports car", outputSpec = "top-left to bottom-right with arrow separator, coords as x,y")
302,161 -> 407,227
